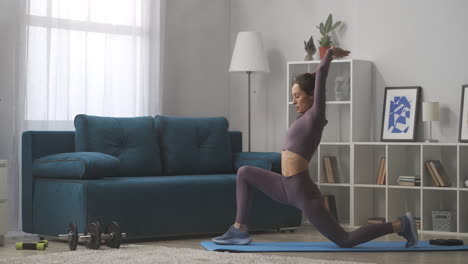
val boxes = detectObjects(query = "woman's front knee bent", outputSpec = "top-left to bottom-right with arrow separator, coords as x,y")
237,165 -> 255,176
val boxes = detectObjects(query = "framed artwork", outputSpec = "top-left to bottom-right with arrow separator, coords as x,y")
381,86 -> 421,142
459,85 -> 468,142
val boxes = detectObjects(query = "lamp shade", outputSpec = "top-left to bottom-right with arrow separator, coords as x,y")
229,32 -> 269,73
422,102 -> 440,121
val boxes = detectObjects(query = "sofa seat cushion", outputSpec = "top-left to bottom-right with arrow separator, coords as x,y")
33,152 -> 120,179
154,116 -> 233,175
74,115 -> 162,176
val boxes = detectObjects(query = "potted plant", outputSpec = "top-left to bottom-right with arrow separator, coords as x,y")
303,35 -> 316,61
317,14 -> 342,59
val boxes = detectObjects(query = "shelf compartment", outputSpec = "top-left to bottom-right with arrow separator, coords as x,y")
422,145 -> 456,187
459,191 -> 468,233
422,189 -> 457,232
354,187 -> 386,227
354,144 -> 386,185
319,145 -> 350,184
319,185 -> 350,226
322,103 -> 350,142
388,188 -> 421,224
387,145 -> 421,186
459,146 -> 468,188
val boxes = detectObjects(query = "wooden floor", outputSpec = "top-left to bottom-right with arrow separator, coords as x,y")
1,225 -> 467,264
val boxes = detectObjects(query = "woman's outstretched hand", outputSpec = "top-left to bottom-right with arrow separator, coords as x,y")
331,47 -> 351,58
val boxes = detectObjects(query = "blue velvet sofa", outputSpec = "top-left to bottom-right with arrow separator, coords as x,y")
22,115 -> 301,238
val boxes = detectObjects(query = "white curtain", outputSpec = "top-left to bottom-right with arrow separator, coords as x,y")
7,0 -> 164,234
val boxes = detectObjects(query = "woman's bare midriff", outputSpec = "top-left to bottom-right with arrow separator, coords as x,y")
281,150 -> 309,177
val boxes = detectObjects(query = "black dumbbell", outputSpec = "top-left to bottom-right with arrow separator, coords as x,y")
60,221 -> 126,250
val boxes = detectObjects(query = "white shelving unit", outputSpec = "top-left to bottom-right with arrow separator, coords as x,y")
0,160 -> 8,246
287,59 -> 468,236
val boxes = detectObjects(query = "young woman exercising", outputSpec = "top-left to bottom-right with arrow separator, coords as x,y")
212,47 -> 418,248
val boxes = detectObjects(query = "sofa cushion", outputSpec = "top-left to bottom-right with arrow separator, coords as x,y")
33,152 -> 120,179
74,115 -> 162,176
155,116 -> 233,175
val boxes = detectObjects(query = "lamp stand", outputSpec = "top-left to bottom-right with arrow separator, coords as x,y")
425,121 -> 438,143
247,71 -> 252,152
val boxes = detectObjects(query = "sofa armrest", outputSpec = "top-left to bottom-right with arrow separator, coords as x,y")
33,152 -> 120,180
22,131 -> 76,233
232,152 -> 281,174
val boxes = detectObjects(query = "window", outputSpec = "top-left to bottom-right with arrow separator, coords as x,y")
25,0 -> 156,120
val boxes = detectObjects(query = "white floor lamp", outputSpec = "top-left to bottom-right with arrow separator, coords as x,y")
229,32 -> 269,152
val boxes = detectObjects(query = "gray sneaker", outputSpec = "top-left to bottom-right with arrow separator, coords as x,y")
398,212 -> 419,248
212,225 -> 252,245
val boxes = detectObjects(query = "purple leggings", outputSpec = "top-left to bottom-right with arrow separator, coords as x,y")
235,166 -> 393,248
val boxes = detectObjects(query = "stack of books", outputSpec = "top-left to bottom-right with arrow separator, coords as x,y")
397,176 -> 420,186
367,217 -> 385,224
415,217 -> 421,230
424,160 -> 451,187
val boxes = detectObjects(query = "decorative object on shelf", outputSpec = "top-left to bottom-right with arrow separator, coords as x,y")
432,210 -> 455,232
316,14 -> 342,59
458,85 -> 468,142
465,179 -> 468,188
334,75 -> 350,101
303,35 -> 316,61
229,32 -> 270,152
381,86 -> 421,142
422,102 -> 440,142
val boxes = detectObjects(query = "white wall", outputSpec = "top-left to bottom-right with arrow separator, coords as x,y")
162,0 -> 231,118
229,0 -> 468,151
0,0 -> 21,232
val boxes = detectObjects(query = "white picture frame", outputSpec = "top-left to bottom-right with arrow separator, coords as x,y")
459,85 -> 468,142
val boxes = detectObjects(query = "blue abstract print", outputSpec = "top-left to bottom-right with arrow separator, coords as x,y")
388,96 -> 411,133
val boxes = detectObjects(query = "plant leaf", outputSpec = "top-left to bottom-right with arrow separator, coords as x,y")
319,22 -> 325,35
332,21 -> 342,31
325,14 -> 333,33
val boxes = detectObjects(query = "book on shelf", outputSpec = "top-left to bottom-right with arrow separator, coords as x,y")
430,160 -> 451,187
425,161 -> 441,187
376,157 -> 386,185
323,194 -> 338,221
323,156 -> 337,183
367,217 -> 385,224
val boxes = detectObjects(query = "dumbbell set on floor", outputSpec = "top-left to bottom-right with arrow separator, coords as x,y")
16,240 -> 49,250
59,221 -> 126,250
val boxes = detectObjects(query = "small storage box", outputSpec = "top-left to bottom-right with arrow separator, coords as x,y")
432,210 -> 455,232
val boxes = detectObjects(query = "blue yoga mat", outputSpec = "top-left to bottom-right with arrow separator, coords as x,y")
200,241 -> 468,252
